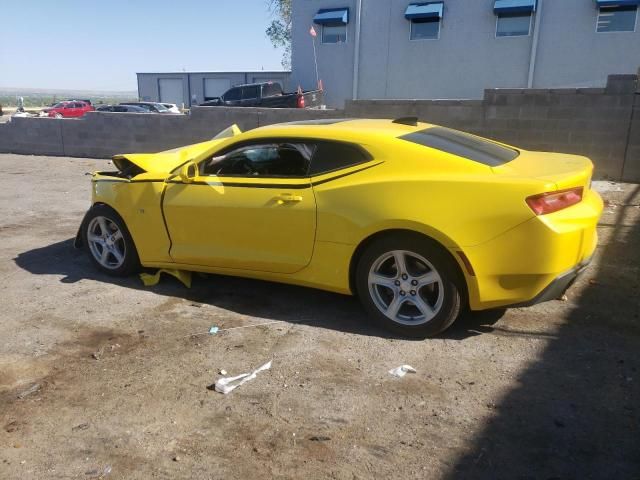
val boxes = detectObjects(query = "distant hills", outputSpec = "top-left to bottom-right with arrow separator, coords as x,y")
0,87 -> 138,108
0,87 -> 137,97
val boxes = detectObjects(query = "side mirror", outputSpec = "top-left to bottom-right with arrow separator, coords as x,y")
179,162 -> 198,183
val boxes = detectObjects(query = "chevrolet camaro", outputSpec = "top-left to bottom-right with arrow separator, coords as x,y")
76,118 -> 603,337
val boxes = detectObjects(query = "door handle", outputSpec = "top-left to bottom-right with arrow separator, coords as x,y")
276,193 -> 303,204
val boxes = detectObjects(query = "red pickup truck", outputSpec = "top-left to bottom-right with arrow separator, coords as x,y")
44,101 -> 94,118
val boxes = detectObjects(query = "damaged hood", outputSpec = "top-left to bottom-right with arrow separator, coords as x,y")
111,124 -> 243,177
112,140 -> 216,175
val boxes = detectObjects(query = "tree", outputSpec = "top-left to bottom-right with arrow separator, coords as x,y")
266,0 -> 292,69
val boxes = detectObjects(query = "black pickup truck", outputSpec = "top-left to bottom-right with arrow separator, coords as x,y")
199,82 -> 324,109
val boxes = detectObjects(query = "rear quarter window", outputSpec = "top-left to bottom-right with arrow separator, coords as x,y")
400,127 -> 519,166
262,83 -> 283,97
309,141 -> 372,175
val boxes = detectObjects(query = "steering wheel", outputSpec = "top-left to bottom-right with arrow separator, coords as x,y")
217,158 -> 255,175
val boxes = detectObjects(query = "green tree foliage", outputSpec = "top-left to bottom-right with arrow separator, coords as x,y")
266,0 -> 292,69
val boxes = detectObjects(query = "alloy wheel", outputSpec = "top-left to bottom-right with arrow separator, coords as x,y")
87,216 -> 126,270
367,249 -> 444,325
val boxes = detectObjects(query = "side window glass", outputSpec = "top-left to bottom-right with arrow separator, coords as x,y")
309,141 -> 371,175
224,88 -> 241,101
201,143 -> 312,177
242,86 -> 259,100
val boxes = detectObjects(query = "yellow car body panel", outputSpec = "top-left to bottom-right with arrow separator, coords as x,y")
87,119 -> 603,310
162,177 -> 316,273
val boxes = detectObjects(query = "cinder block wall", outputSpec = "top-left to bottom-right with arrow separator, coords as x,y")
345,74 -> 639,181
623,85 -> 640,182
0,107 -> 343,159
0,74 -> 638,181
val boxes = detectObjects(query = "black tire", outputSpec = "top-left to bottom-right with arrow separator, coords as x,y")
81,204 -> 140,276
355,233 -> 463,338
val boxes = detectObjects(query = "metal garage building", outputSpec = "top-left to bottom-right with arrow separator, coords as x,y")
136,71 -> 291,107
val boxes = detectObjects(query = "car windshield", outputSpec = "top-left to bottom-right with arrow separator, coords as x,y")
52,103 -> 66,108
153,103 -> 169,112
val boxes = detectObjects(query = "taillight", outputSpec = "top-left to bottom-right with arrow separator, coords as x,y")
297,95 -> 305,108
526,187 -> 583,215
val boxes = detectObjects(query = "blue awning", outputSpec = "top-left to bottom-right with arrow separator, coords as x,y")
313,8 -> 349,25
494,0 -> 536,14
404,2 -> 444,20
596,0 -> 640,7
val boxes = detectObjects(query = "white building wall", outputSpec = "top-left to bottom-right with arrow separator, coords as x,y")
291,0 -> 640,107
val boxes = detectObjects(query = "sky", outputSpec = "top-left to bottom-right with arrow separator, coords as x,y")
0,0 -> 286,92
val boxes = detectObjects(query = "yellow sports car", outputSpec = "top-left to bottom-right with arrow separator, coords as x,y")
76,118 -> 603,337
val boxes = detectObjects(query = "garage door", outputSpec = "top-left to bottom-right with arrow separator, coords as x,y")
158,78 -> 184,105
204,78 -> 231,100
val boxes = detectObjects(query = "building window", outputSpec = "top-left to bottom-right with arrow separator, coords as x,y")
597,5 -> 637,33
410,18 -> 441,40
496,12 -> 532,37
322,24 -> 347,43
405,2 -> 444,40
314,8 -> 349,44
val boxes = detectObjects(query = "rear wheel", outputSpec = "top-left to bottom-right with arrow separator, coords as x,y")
82,205 -> 140,276
356,234 -> 462,338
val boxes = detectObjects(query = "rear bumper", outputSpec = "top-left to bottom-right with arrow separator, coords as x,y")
507,256 -> 592,308
461,188 -> 602,310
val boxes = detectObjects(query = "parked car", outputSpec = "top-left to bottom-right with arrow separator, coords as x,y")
120,102 -> 171,113
199,82 -> 324,109
96,104 -> 149,113
44,101 -> 94,118
66,99 -> 92,105
161,103 -> 181,114
75,118 -> 602,338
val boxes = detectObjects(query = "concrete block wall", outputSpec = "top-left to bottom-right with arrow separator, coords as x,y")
344,74 -> 639,181
0,74 -> 638,181
622,84 -> 640,182
0,107 -> 342,159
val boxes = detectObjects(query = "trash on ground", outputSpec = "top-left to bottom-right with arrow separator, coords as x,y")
139,269 -> 192,288
219,369 -> 227,375
591,181 -> 623,193
72,423 -> 89,431
17,383 -> 42,399
213,361 -> 272,394
188,320 -> 286,339
85,465 -> 111,478
309,435 -> 331,442
388,365 -> 417,378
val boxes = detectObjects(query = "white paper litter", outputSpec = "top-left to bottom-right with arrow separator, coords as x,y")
214,361 -> 272,394
388,365 -> 417,378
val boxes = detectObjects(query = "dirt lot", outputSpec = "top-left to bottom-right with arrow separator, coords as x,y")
0,153 -> 638,479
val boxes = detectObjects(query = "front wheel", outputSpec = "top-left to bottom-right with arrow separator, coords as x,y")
355,234 -> 463,338
81,205 -> 140,276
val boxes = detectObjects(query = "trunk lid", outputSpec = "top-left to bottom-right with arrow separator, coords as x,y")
492,151 -> 593,190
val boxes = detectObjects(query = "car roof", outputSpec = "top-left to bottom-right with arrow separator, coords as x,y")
243,118 -> 435,142
229,81 -> 279,89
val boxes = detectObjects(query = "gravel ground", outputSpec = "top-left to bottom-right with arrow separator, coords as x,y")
0,154 -> 638,479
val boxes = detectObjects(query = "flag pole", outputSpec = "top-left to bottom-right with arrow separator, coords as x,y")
312,33 -> 319,88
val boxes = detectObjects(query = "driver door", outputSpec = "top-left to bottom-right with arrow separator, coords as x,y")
162,141 -> 317,274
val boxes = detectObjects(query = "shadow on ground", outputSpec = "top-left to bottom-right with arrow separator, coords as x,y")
14,239 -> 504,341
445,186 -> 640,479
